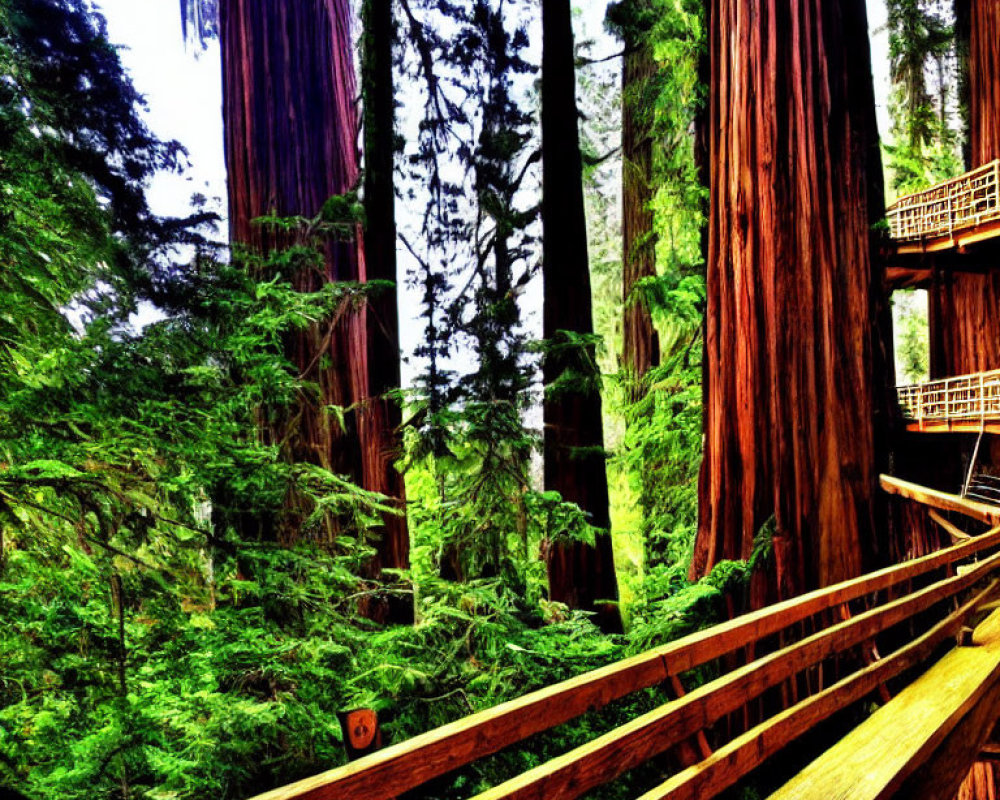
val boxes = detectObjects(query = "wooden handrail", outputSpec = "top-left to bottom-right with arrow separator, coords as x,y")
897,369 -> 1000,427
639,581 -> 1000,800
887,160 -> 1000,209
248,530 -> 1000,800
470,551 -> 1000,800
880,475 -> 1000,525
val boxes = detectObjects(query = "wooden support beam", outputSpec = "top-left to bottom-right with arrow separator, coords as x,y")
928,509 -> 973,542
905,421 -> 1000,435
885,266 -> 934,289
880,474 -> 1000,525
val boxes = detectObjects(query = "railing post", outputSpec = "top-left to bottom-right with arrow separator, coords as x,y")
981,373 -> 986,426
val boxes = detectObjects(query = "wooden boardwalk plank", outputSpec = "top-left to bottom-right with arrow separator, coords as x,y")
635,581 -> 1000,800
768,607 -> 1000,800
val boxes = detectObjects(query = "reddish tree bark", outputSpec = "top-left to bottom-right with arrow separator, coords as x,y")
358,0 -> 409,582
928,0 -> 1000,380
222,0 -> 364,489
966,0 -> 1000,168
621,14 -> 659,382
221,0 -> 408,579
692,0 -> 887,600
541,0 -> 621,632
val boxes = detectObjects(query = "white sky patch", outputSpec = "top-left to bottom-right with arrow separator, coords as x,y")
97,0 -> 227,331
97,0 -> 226,221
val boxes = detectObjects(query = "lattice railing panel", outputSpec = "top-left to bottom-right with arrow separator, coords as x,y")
887,160 -> 1000,242
898,369 -> 1000,423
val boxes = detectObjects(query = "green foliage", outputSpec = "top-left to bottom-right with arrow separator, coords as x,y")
884,0 -> 963,196
0,0 -> 786,797
893,289 -> 930,384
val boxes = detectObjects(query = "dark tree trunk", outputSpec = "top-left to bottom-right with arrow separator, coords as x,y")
692,0 -> 887,601
929,269 -> 1000,378
359,0 -> 410,590
927,0 -> 1000,381
621,12 -> 659,383
221,0 -> 367,540
542,0 -> 621,632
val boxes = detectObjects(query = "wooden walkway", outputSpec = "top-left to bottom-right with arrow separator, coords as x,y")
897,369 -> 1000,434
887,160 -> 1000,254
249,527 -> 1000,800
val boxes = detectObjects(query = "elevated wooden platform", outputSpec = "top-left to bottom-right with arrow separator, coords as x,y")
772,607 -> 1000,799
897,369 -> 1000,433
887,161 -> 1000,254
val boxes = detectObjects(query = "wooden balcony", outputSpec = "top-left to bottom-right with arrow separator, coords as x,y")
887,160 -> 1000,255
897,369 -> 1000,434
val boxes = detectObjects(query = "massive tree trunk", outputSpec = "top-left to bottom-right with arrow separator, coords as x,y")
621,8 -> 659,383
937,9 -> 1000,794
692,0 -> 887,601
541,0 -> 621,632
359,0 -> 410,583
220,0 -> 395,552
927,0 -> 1000,380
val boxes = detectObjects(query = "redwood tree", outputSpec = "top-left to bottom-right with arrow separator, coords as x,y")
222,0 -> 364,478
220,0 -> 408,575
617,0 -> 660,383
541,0 -> 621,631
927,0 -> 1000,379
692,0 -> 887,600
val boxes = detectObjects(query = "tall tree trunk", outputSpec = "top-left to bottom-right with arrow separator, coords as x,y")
692,0 -> 887,601
966,0 -> 1000,169
542,0 -> 621,632
359,0 -> 410,591
621,9 -> 659,384
220,0 -> 366,536
928,0 -> 1000,381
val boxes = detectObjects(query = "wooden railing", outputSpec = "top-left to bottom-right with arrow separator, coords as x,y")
249,529 -> 1000,800
897,369 -> 1000,425
887,160 -> 1000,242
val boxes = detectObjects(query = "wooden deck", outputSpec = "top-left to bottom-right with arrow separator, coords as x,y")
249,529 -> 1000,800
772,606 -> 1000,799
887,160 -> 1000,253
897,369 -> 1000,434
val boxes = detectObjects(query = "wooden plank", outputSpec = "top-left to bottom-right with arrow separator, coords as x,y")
892,219 -> 1000,254
635,580 -> 1000,800
247,530 -> 1000,800
896,677 -> 1000,798
467,554 -> 1000,800
928,509 -> 972,542
769,607 -> 1000,800
905,421 -> 1000,436
880,474 -> 1000,525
